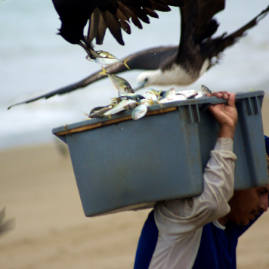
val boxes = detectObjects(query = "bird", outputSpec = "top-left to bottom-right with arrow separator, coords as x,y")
0,207 -> 15,236
8,1 -> 269,109
52,0 -> 185,58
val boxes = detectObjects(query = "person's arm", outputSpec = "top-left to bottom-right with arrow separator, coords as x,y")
154,92 -> 238,233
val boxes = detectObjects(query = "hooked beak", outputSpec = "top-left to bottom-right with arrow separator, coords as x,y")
79,40 -> 96,59
133,80 -> 147,91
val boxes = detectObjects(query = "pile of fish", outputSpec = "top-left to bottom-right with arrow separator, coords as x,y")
87,80 -> 212,121
84,48 -> 212,121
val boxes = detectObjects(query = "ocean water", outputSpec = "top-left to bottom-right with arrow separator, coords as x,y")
1,0 -> 269,149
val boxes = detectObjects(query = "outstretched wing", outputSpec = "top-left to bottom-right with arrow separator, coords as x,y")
202,4 -> 269,69
166,0 -> 225,71
52,0 -> 185,45
172,0 -> 269,73
8,46 -> 178,109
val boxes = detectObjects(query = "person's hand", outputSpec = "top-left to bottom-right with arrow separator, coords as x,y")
208,91 -> 238,139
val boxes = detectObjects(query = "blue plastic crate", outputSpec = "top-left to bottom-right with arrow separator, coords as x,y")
53,91 -> 268,216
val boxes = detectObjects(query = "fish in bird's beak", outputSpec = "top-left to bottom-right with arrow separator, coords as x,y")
99,67 -> 134,95
79,41 -> 129,68
86,48 -> 130,69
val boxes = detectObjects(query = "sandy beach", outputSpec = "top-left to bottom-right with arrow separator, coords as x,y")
1,96 -> 269,269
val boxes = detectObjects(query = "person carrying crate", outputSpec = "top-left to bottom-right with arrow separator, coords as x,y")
134,91 -> 269,269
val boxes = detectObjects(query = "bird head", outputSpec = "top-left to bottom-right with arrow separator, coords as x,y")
58,20 -> 86,45
133,70 -> 162,91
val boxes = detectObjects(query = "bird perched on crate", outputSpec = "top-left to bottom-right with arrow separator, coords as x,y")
8,1 -> 269,109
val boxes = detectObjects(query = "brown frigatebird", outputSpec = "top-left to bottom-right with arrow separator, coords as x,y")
8,1 -> 269,109
52,0 -> 185,56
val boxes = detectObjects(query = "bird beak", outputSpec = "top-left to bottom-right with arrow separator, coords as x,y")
133,80 -> 147,91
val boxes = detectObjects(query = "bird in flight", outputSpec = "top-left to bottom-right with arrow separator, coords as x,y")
8,1 -> 269,109
52,0 -> 185,59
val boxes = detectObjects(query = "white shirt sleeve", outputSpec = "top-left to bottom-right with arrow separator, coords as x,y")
149,137 -> 237,269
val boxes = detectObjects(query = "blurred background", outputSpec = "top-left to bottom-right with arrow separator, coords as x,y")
1,0 -> 269,149
1,1 -> 269,269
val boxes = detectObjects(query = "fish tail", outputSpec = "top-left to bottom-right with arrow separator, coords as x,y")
123,58 -> 130,69
79,109 -> 89,117
99,66 -> 107,76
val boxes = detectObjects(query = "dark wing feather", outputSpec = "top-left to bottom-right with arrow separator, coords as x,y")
203,4 -> 269,66
100,10 -> 124,45
87,8 -> 100,44
52,0 -> 185,46
170,0 -> 225,72
8,46 -> 178,109
172,1 -> 269,76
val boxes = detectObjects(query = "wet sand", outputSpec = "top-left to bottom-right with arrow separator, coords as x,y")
0,96 -> 269,269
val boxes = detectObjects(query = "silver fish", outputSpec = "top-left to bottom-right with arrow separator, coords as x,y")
86,48 -> 129,69
144,89 -> 161,104
120,93 -> 145,101
132,104 -> 148,120
100,67 -> 134,95
140,98 -> 155,107
89,105 -> 113,118
201,85 -> 212,96
103,99 -> 137,116
159,95 -> 187,103
176,89 -> 199,99
158,88 -> 177,103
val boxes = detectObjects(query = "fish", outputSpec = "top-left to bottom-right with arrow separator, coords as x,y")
89,105 -> 113,118
86,48 -> 130,69
144,89 -> 162,104
88,84 -> 212,120
158,88 -> 177,103
119,93 -> 145,101
201,85 -> 212,96
99,67 -> 134,95
132,104 -> 148,120
8,4 -> 269,109
176,89 -> 199,99
103,99 -> 137,116
140,98 -> 156,107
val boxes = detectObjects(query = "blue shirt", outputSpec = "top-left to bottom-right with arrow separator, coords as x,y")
192,217 -> 259,269
134,210 -> 262,269
134,136 -> 269,269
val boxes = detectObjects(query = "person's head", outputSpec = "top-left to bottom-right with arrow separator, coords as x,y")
221,153 -> 269,226
224,184 -> 269,225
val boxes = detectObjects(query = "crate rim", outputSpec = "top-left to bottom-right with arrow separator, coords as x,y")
52,90 -> 264,137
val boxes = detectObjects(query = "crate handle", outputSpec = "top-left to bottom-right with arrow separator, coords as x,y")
188,104 -> 200,123
246,96 -> 261,115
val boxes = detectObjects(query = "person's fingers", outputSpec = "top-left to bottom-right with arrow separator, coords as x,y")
227,93 -> 236,108
208,91 -> 231,99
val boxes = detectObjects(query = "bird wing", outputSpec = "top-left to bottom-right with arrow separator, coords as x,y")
8,46 -> 178,109
52,0 -> 185,46
202,4 -> 269,69
88,0 -> 186,45
167,0 -> 225,72
172,1 -> 269,73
